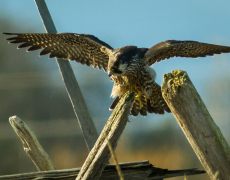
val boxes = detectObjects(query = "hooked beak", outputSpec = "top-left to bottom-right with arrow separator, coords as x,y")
108,71 -> 112,77
108,68 -> 122,77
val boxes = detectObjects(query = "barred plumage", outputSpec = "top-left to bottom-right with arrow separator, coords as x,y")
4,32 -> 230,116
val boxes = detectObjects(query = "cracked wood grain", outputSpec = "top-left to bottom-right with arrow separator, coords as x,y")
76,92 -> 134,180
162,70 -> 230,180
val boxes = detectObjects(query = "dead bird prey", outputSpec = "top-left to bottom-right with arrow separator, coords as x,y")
4,32 -> 230,115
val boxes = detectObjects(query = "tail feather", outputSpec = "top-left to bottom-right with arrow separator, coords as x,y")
139,94 -> 147,116
131,99 -> 140,116
130,82 -> 170,116
109,82 -> 170,116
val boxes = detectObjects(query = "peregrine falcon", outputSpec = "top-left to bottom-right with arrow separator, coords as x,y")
4,33 -> 230,115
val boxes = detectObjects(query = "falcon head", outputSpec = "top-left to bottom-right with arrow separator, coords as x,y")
107,46 -> 147,76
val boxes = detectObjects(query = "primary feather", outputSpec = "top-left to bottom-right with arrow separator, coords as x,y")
4,32 -> 230,116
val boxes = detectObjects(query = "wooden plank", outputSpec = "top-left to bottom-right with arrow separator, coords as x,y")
162,70 -> 230,180
0,161 -> 205,180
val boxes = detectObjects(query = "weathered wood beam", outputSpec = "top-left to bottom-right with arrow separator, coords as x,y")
162,70 -> 230,180
0,161 -> 205,180
76,92 -> 134,180
9,115 -> 54,171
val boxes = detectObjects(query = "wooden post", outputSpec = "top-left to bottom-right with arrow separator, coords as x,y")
76,92 -> 134,180
162,70 -> 230,180
34,0 -> 98,150
9,115 -> 54,171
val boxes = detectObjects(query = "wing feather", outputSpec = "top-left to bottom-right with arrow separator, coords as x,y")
4,32 -> 113,71
144,40 -> 230,65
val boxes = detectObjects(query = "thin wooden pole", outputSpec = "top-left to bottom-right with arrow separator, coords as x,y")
34,0 -> 98,150
162,70 -> 230,180
9,115 -> 54,171
76,92 -> 134,180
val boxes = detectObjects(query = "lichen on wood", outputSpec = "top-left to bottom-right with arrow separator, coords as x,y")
162,69 -> 230,180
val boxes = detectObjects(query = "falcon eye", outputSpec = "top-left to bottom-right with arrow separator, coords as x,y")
119,57 -> 132,68
118,54 -> 129,63
109,60 -> 123,74
120,58 -> 126,64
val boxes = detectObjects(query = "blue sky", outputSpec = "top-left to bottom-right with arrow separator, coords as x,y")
1,1 -> 230,135
2,0 -> 230,83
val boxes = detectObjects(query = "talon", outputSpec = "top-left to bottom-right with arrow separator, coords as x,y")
134,91 -> 144,109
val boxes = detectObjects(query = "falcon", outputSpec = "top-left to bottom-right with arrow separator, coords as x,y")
4,32 -> 230,116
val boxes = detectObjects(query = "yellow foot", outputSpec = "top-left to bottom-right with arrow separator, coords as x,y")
134,91 -> 144,109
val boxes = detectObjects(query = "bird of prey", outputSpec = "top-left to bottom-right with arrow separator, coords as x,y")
4,32 -> 230,116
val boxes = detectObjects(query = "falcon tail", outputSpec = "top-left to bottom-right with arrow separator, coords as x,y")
131,82 -> 170,116
110,82 -> 170,116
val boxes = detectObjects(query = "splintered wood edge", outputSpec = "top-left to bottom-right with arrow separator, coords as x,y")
161,69 -> 230,179
162,70 -> 230,157
162,70 -> 189,99
0,160 -> 205,180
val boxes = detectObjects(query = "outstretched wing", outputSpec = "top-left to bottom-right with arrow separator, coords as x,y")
4,33 -> 113,71
144,40 -> 230,65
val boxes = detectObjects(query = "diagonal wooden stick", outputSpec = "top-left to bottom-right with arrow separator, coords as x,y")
76,92 -> 134,180
34,0 -> 98,150
162,70 -> 230,180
